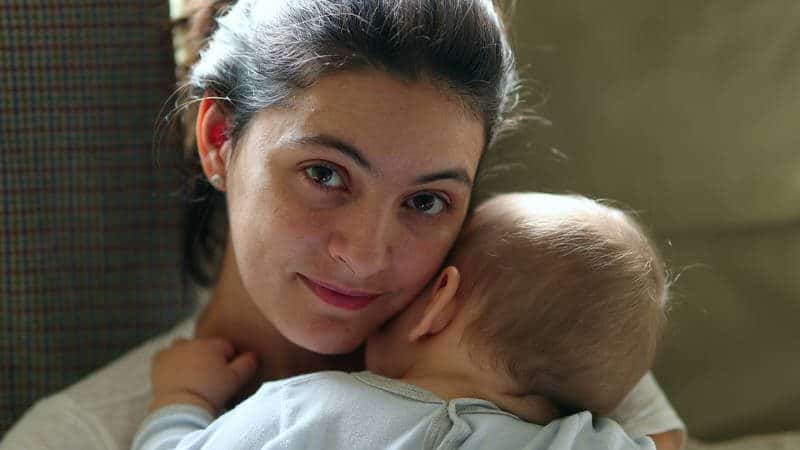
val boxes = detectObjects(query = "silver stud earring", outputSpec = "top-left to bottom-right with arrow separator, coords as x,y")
210,174 -> 224,190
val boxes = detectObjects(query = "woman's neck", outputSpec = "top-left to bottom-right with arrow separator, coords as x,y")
194,242 -> 363,393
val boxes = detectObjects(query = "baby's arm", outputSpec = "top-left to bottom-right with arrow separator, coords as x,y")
132,338 -> 258,450
148,337 -> 258,415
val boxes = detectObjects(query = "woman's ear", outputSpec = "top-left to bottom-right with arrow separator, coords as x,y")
196,93 -> 231,191
408,266 -> 461,342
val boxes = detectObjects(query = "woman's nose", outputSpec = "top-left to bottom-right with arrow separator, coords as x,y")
327,206 -> 394,279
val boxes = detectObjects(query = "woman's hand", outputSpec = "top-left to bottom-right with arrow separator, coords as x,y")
148,337 -> 259,416
649,429 -> 686,450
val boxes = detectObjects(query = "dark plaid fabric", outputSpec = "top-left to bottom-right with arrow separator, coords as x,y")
0,1 -> 194,435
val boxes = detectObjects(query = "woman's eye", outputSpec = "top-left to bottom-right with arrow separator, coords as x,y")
304,165 -> 344,189
406,193 -> 447,216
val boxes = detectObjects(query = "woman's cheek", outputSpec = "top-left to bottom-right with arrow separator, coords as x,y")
233,180 -> 310,274
264,172 -> 324,237
395,232 -> 455,298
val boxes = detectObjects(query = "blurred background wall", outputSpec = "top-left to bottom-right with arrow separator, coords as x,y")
478,1 -> 800,441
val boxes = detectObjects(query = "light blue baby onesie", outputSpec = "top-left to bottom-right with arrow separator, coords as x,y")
132,371 -> 656,450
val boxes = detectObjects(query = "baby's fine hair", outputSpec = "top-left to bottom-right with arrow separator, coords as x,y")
450,192 -> 669,416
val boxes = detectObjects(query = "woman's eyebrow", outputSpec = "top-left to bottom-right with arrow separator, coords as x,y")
288,134 -> 374,174
288,133 -> 472,187
415,170 -> 472,188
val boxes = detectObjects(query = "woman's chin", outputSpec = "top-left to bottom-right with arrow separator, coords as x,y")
287,326 -> 366,356
307,340 -> 360,356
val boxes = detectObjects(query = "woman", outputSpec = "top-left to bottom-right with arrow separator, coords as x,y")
0,1 -> 685,449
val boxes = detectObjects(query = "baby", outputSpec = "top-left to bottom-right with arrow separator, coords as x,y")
133,192 -> 669,450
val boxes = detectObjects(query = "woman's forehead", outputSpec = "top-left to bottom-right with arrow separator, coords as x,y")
250,70 -> 485,180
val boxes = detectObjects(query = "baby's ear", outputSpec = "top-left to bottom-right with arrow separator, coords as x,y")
408,266 -> 461,342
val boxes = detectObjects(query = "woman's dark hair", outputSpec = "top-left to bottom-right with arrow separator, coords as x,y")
166,0 -> 522,288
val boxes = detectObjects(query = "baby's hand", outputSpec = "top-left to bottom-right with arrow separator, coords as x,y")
148,337 -> 258,416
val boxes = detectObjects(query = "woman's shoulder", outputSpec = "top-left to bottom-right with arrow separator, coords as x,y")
0,316 -> 197,450
607,372 -> 686,440
0,390 -> 114,450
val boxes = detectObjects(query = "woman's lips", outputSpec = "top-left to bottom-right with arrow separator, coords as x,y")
298,274 -> 381,311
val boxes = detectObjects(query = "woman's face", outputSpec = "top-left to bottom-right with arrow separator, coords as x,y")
224,70 -> 485,354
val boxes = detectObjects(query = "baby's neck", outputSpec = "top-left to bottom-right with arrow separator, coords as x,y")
396,369 -> 563,425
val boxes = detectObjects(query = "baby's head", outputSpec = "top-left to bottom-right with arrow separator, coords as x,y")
452,192 -> 669,415
366,192 -> 669,417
